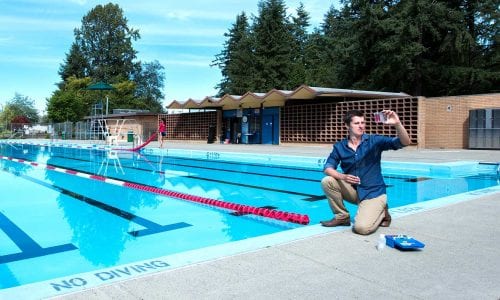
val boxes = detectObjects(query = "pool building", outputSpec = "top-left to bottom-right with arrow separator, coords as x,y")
92,85 -> 499,150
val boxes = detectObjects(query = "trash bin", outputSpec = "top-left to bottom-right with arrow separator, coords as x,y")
127,131 -> 134,142
61,131 -> 66,140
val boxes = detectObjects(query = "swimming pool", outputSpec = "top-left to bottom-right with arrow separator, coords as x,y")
1,141 -> 499,299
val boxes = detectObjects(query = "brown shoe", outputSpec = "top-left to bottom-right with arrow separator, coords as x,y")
320,216 -> 351,227
380,205 -> 391,227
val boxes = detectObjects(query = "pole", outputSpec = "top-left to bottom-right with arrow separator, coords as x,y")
106,96 -> 109,115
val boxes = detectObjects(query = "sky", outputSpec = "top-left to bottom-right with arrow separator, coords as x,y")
0,0 -> 340,113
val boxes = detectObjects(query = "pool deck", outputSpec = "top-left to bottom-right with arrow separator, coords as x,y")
48,142 -> 500,299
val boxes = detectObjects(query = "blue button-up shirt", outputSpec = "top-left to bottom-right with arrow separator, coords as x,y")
323,134 -> 405,201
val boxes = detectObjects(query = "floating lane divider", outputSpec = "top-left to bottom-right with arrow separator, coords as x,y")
0,155 -> 310,225
2,134 -> 157,153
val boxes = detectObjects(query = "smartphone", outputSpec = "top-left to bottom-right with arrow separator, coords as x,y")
373,112 -> 387,123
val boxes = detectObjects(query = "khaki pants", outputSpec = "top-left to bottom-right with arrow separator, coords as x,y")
321,176 -> 387,235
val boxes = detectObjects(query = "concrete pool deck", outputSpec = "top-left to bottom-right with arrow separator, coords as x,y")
48,142 -> 499,299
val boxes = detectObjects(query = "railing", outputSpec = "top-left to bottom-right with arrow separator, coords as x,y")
0,121 -> 107,142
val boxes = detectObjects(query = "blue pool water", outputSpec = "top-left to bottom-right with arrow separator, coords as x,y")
0,142 -> 499,299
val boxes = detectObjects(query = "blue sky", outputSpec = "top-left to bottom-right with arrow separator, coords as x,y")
0,0 -> 339,113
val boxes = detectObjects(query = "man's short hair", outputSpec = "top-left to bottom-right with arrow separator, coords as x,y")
344,110 -> 364,125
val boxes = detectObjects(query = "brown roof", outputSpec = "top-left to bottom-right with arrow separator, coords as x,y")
166,85 -> 411,110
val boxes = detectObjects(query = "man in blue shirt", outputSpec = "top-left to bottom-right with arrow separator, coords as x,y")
320,109 -> 410,235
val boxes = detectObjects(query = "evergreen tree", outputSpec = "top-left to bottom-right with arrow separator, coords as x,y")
58,42 -> 89,83
212,0 -> 498,97
306,5 -> 345,87
338,0 -> 391,90
349,0 -> 448,94
212,12 -> 256,96
386,0 -> 499,96
325,0 -> 499,96
440,0 -> 500,94
475,0 -> 499,71
252,0 -> 295,91
289,3 -> 311,88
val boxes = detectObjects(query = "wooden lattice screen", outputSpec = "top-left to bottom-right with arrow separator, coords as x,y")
164,111 -> 218,141
280,97 -> 419,144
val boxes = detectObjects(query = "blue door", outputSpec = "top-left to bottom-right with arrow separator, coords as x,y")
262,115 -> 273,144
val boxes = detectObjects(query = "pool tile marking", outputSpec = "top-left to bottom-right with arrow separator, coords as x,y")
0,212 -> 77,264
0,169 -> 192,264
60,189 -> 192,237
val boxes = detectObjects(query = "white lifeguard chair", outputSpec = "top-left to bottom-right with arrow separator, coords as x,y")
106,134 -> 118,146
98,149 -> 124,175
101,119 -> 137,146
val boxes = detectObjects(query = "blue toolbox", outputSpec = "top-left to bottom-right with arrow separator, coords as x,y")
385,235 -> 425,250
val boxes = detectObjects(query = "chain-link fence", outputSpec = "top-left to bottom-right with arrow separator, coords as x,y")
0,120 -> 150,142
1,122 -> 51,139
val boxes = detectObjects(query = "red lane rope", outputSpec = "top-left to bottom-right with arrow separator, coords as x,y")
123,182 -> 309,225
1,155 -> 310,225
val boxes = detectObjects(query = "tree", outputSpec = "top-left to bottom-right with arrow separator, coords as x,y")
212,12 -> 256,96
132,60 -> 166,112
384,0 -> 500,96
476,0 -> 499,72
332,0 -> 391,91
46,77 -> 93,122
320,0 -> 500,96
440,0 -> 500,95
0,93 -> 39,125
289,2 -> 311,88
252,0 -> 295,91
73,3 -> 140,83
304,5 -> 343,87
213,0 -> 498,97
58,42 -> 89,83
48,3 -> 166,118
213,1 -> 313,94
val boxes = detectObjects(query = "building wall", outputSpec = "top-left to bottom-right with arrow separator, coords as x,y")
164,111 -> 219,141
104,115 -> 158,143
281,97 -> 420,145
423,93 -> 500,149
162,93 -> 499,149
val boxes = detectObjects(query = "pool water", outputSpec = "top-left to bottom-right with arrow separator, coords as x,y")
0,142 -> 498,298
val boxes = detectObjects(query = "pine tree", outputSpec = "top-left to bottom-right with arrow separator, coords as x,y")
212,12 -> 256,96
252,0 -> 295,91
212,0 -> 498,97
386,0 -> 499,96
306,5 -> 347,88
323,0 -> 499,96
58,42 -> 89,83
289,3 -> 311,89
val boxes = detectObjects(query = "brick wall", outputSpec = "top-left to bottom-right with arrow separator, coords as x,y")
423,94 -> 500,148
